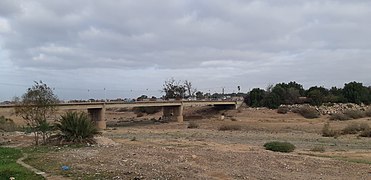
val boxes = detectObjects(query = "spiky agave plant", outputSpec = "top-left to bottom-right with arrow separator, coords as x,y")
56,112 -> 99,142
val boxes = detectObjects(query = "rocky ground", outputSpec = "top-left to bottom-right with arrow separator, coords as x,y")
1,106 -> 371,179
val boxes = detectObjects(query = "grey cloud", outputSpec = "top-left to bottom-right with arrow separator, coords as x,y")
1,0 -> 371,100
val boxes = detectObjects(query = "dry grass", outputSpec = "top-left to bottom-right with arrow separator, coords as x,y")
187,121 -> 199,129
330,113 -> 351,121
343,110 -> 366,119
322,122 -> 340,137
310,146 -> 325,153
218,124 -> 242,131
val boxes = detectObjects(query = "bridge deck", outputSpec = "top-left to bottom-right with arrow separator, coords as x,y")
0,100 -> 240,110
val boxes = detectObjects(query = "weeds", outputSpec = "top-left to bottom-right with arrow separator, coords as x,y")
0,147 -> 43,179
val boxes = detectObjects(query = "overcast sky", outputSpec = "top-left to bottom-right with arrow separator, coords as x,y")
0,0 -> 370,101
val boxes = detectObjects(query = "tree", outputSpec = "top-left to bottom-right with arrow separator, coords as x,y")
306,86 -> 328,106
195,91 -> 204,99
184,80 -> 197,98
343,81 -> 369,104
137,95 -> 148,101
162,78 -> 186,99
15,81 -> 59,145
261,92 -> 281,109
245,88 -> 265,107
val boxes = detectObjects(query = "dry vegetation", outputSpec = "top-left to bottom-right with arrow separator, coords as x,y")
1,105 -> 371,179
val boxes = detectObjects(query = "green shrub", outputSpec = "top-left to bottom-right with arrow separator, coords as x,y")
298,107 -> 320,119
188,121 -> 199,129
263,141 -> 295,153
310,146 -> 325,152
322,122 -> 340,137
277,106 -> 289,114
330,113 -> 351,121
218,124 -> 241,131
56,112 -> 100,142
0,116 -> 18,132
344,110 -> 366,119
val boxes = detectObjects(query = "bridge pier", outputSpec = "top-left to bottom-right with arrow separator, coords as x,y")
163,105 -> 183,122
88,107 -> 106,130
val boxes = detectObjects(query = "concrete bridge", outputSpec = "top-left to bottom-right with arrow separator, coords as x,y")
0,100 -> 242,129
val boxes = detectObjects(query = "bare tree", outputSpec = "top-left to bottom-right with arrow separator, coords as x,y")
15,81 -> 59,145
162,78 -> 186,99
184,80 -> 197,98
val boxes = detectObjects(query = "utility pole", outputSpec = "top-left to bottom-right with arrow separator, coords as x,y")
104,88 -> 106,102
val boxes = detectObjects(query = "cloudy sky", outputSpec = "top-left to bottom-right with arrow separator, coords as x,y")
1,0 -> 370,101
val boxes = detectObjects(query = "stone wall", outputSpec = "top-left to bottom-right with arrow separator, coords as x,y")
280,103 -> 370,115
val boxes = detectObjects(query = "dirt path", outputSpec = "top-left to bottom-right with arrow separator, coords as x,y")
17,153 -> 69,180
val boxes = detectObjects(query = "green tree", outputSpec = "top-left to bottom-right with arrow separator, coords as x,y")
306,86 -> 328,106
245,88 -> 265,107
15,81 -> 59,145
261,92 -> 281,109
195,91 -> 204,99
343,82 -> 369,104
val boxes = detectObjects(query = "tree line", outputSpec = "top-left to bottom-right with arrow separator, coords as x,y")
245,81 -> 371,109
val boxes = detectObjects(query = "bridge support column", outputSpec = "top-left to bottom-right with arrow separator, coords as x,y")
163,105 -> 183,122
88,107 -> 106,130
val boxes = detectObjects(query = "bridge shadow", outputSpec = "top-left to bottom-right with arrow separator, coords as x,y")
107,119 -> 170,128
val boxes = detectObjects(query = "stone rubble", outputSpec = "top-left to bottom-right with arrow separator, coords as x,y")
280,103 -> 370,115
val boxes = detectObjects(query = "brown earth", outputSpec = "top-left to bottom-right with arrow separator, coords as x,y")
1,106 -> 371,179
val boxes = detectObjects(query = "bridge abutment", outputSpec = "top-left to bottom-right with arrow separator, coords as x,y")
163,105 -> 183,122
88,107 -> 106,130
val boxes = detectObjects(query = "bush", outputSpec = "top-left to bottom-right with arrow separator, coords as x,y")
187,121 -> 199,129
330,113 -> 351,121
359,129 -> 371,137
263,141 -> 295,153
322,122 -> 340,137
218,124 -> 241,131
310,146 -> 325,152
344,110 -> 366,119
297,107 -> 320,119
277,106 -> 289,114
342,123 -> 369,135
365,109 -> 371,117
0,116 -> 18,132
55,112 -> 100,142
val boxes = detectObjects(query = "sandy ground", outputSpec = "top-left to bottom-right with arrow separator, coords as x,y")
1,106 -> 371,179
